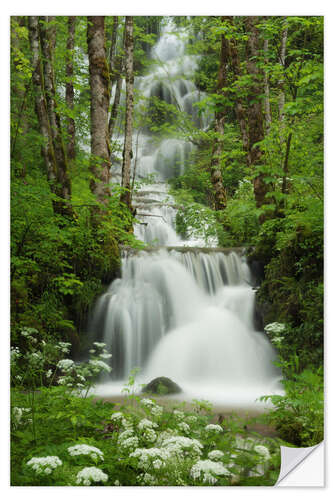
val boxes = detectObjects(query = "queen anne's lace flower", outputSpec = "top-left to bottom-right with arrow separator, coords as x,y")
173,410 -> 185,421
57,359 -> 75,372
190,459 -> 231,484
208,450 -> 225,461
57,341 -> 71,354
76,466 -> 108,485
205,424 -> 223,433
67,444 -> 104,461
254,445 -> 271,461
177,422 -> 190,434
89,359 -> 111,373
142,428 -> 157,443
137,418 -> 158,430
161,436 -> 203,458
26,456 -> 62,475
264,322 -> 286,335
130,447 -> 170,470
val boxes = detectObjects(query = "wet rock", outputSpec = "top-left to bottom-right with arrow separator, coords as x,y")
141,376 -> 182,395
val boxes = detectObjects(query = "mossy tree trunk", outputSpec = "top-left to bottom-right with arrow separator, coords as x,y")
120,16 -> 134,213
87,16 -> 111,207
210,18 -> 228,211
66,16 -> 76,162
28,16 -> 73,218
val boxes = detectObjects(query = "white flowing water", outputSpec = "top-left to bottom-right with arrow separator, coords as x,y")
92,19 -> 282,409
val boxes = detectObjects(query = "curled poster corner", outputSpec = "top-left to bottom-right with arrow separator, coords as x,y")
275,441 -> 324,486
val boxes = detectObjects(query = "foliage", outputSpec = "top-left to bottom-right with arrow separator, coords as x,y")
260,368 -> 323,447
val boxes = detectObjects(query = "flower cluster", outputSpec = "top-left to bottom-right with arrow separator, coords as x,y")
208,450 -> 224,461
205,423 -> 223,433
161,435 -> 203,459
57,359 -> 75,372
26,456 -> 62,475
130,447 -> 170,470
190,459 -> 231,484
76,466 -> 108,485
140,398 -> 163,418
264,322 -> 286,335
67,444 -> 104,461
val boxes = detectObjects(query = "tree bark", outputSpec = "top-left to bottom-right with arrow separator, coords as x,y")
87,16 -> 111,206
227,19 -> 251,166
120,16 -> 134,212
245,16 -> 272,220
210,19 -> 228,211
29,16 -> 72,217
263,38 -> 272,133
66,16 -> 76,161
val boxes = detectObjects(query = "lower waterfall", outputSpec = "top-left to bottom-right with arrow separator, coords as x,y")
91,248 -> 282,410
90,18 -> 282,410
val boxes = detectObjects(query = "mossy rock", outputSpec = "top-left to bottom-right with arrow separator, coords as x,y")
141,377 -> 182,395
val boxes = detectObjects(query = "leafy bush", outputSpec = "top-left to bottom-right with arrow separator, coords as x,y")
260,368 -> 324,447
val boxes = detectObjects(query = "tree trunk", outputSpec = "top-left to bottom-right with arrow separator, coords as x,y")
29,16 -> 72,218
227,19 -> 251,166
120,16 -> 134,212
87,16 -> 111,206
108,55 -> 123,142
66,16 -> 76,161
263,38 -> 272,133
245,16 -> 272,220
210,20 -> 228,211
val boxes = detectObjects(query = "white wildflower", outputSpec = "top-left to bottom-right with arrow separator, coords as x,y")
130,447 -> 170,470
99,352 -> 112,359
57,359 -> 75,372
93,342 -> 107,348
254,445 -> 271,461
186,415 -> 198,424
140,398 -> 155,407
68,444 -> 104,461
57,341 -> 71,354
111,412 -> 124,422
161,436 -> 203,458
177,422 -> 190,434
46,369 -> 53,378
191,459 -> 231,483
173,409 -> 185,421
205,424 -> 223,433
114,479 -> 121,486
119,436 -> 139,453
150,404 -> 163,417
138,472 -> 157,485
137,418 -> 158,431
208,450 -> 225,461
89,349 -> 96,354
26,456 -> 62,475
10,346 -> 21,362
152,459 -> 163,470
76,466 -> 108,485
142,428 -> 157,443
264,322 -> 286,335
89,359 -> 111,373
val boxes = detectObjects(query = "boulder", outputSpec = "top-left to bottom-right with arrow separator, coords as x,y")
141,376 -> 182,395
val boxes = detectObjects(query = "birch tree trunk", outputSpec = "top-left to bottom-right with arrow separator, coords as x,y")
210,20 -> 228,211
120,16 -> 134,212
66,16 -> 76,161
87,16 -> 111,206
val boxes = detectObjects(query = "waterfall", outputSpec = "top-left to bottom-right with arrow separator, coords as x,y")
91,19 -> 282,409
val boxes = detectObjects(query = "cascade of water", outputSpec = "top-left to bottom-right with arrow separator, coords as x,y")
91,19 -> 282,408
